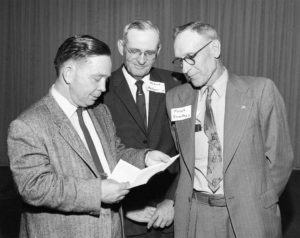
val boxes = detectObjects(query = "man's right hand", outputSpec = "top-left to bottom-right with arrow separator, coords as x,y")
101,179 -> 130,204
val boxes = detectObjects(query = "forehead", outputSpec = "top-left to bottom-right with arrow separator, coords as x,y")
174,30 -> 206,57
76,55 -> 112,75
126,29 -> 159,50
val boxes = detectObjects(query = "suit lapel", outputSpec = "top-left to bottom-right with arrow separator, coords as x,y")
44,94 -> 100,177
173,84 -> 199,179
148,70 -> 166,134
112,68 -> 147,135
88,109 -> 116,172
223,75 -> 253,173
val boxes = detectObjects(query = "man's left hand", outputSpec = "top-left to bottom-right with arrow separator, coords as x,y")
145,150 -> 170,167
125,206 -> 156,223
147,199 -> 174,229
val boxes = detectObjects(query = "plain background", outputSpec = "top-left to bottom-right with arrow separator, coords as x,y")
1,0 -> 299,168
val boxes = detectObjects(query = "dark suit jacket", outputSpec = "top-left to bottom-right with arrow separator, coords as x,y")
7,92 -> 146,238
166,74 -> 294,238
102,67 -> 183,236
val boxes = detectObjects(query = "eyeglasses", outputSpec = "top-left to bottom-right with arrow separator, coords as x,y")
124,45 -> 158,60
172,40 -> 213,68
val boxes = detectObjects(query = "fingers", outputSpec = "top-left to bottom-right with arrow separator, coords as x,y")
159,153 -> 171,163
120,181 -> 130,189
145,206 -> 156,216
115,182 -> 129,202
147,212 -> 158,229
101,180 -> 130,204
153,215 -> 164,228
147,204 -> 174,229
145,151 -> 170,166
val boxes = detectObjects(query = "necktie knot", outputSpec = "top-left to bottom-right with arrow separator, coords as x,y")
135,80 -> 144,92
76,107 -> 84,116
206,86 -> 214,98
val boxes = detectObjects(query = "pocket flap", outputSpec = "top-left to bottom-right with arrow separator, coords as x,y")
260,189 -> 279,208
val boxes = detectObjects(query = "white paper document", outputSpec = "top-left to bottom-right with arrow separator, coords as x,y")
109,154 -> 179,188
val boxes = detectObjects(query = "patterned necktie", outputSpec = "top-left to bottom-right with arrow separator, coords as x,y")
204,86 -> 223,193
135,80 -> 147,128
76,108 -> 106,178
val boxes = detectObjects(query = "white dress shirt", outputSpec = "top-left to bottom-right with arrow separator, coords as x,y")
122,66 -> 150,126
51,85 -> 111,175
193,68 -> 228,194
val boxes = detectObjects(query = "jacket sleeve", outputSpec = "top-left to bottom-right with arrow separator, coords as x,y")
7,119 -> 102,215
259,79 -> 294,196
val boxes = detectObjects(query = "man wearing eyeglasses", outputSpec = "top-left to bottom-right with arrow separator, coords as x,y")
166,22 -> 293,238
102,20 -> 183,238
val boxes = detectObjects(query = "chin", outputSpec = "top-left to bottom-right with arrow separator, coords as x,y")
191,79 -> 205,88
134,67 -> 150,74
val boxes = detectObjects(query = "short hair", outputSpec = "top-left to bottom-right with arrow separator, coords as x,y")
122,20 -> 160,46
54,35 -> 111,76
174,21 -> 219,41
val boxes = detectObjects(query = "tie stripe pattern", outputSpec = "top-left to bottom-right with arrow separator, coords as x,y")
77,108 -> 106,178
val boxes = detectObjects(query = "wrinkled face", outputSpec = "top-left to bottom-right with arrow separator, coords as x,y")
67,55 -> 112,107
119,29 -> 160,79
174,30 -> 220,87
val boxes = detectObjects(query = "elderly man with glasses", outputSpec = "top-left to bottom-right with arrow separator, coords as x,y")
166,21 -> 293,238
101,20 -> 184,238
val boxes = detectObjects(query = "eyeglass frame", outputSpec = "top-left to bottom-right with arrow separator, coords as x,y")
124,44 -> 159,60
172,40 -> 213,67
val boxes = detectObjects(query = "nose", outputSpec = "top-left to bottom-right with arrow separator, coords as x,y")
97,78 -> 107,92
181,60 -> 191,74
137,53 -> 147,65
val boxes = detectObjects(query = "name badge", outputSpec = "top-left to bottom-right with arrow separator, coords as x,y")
171,105 -> 191,121
147,80 -> 165,93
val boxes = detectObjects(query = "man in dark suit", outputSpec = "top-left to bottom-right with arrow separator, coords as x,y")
102,20 -> 182,238
166,21 -> 294,238
7,35 -> 170,238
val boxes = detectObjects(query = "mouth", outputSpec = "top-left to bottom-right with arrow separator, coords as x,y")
134,64 -> 149,70
186,71 -> 201,80
91,94 -> 101,100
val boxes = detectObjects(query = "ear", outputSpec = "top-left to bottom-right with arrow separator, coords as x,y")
61,63 -> 73,84
211,40 -> 221,59
117,40 -> 125,56
156,43 -> 162,56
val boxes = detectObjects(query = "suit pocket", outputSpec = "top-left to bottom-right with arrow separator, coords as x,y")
259,189 -> 281,235
260,189 -> 278,209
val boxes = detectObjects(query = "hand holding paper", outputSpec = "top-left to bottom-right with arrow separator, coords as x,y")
109,154 -> 179,188
145,150 -> 171,167
101,179 -> 130,204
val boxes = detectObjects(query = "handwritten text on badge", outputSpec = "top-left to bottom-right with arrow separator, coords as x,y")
171,105 -> 191,121
147,80 -> 165,93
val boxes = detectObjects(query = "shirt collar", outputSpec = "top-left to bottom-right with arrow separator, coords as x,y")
200,67 -> 228,97
212,67 -> 228,97
51,84 -> 78,119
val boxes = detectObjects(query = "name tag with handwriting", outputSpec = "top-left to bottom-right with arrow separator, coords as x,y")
147,80 -> 165,93
171,105 -> 191,121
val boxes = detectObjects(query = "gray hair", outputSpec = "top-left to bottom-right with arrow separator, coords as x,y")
174,21 -> 219,41
122,19 -> 160,46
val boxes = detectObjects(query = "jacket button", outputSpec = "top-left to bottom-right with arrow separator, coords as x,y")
143,140 -> 147,144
